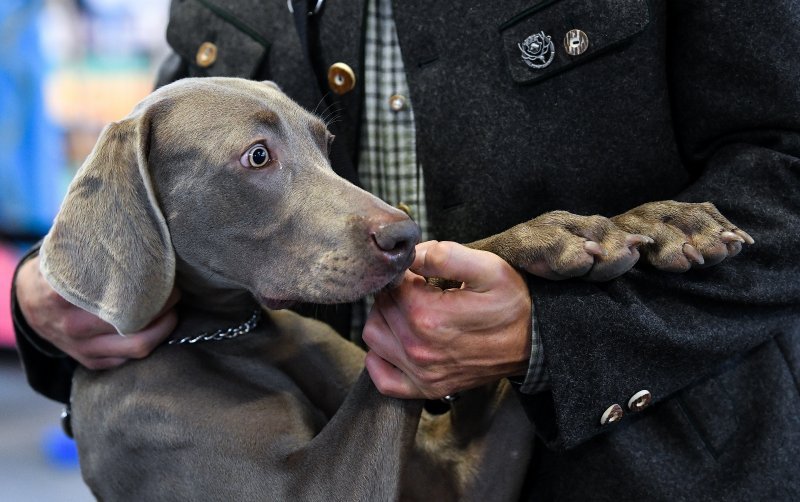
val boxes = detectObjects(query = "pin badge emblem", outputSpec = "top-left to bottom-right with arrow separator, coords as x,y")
518,31 -> 555,69
565,29 -> 589,56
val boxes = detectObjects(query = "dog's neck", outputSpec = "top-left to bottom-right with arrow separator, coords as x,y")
174,265 -> 261,325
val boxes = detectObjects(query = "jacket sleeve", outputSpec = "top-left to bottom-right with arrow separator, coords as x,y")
12,244 -> 76,403
520,0 -> 800,449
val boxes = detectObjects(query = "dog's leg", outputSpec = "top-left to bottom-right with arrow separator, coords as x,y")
464,210 -> 652,282
452,202 -> 752,285
71,318 -> 425,502
286,371 -> 424,501
402,381 -> 533,502
610,201 -> 754,272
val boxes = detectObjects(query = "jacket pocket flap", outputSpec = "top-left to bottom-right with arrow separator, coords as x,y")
500,0 -> 651,85
166,0 -> 271,79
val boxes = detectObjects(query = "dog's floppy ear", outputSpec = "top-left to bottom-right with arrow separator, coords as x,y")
40,104 -> 174,334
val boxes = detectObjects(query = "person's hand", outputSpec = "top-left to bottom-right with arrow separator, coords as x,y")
15,255 -> 180,370
363,241 -> 532,399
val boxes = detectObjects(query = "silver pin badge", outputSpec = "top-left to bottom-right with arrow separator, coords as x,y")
518,31 -> 555,69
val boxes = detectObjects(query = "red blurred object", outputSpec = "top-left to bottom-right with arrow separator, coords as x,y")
0,243 -> 21,348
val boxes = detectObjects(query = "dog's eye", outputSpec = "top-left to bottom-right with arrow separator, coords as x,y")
241,144 -> 271,169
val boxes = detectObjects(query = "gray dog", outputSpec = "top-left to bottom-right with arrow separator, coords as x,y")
39,78 -> 752,501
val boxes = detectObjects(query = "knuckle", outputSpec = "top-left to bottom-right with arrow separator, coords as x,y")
127,337 -> 154,359
361,324 -> 382,350
408,311 -> 439,335
371,376 -> 391,395
58,316 -> 82,337
405,343 -> 435,367
371,376 -> 402,398
426,242 -> 454,270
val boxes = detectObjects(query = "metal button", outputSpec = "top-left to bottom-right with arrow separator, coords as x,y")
196,42 -> 218,68
328,62 -> 356,95
397,202 -> 413,217
627,389 -> 652,412
389,94 -> 406,112
564,29 -> 589,56
600,403 -> 624,425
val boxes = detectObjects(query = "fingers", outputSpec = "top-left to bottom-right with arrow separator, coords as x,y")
16,256 -> 181,369
63,305 -> 179,370
82,357 -> 129,371
412,241 -> 519,292
362,291 -> 431,399
364,351 -> 420,399
363,246 -> 531,400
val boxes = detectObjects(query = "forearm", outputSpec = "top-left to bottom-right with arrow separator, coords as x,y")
12,243 -> 76,403
522,0 -> 800,449
534,140 -> 799,449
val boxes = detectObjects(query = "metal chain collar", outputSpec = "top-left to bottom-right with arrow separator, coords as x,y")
168,309 -> 262,345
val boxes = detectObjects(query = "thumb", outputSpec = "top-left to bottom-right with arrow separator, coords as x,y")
410,241 -> 503,292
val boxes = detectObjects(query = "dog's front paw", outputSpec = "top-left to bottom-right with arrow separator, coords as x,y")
469,211 -> 653,282
611,201 -> 754,273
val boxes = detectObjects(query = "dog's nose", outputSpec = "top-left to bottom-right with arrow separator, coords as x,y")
372,219 -> 421,259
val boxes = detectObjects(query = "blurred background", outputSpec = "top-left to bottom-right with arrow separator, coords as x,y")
1,0 -> 170,498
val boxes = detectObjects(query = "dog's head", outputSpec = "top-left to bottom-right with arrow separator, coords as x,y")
40,78 -> 420,333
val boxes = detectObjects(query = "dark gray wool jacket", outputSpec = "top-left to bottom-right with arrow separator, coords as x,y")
14,0 -> 800,500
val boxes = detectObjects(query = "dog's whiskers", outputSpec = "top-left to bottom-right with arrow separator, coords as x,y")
317,102 -> 344,129
312,93 -> 331,116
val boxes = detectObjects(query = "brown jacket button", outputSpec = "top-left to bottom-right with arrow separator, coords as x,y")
600,403 -> 624,425
389,94 -> 407,112
328,62 -> 356,95
196,42 -> 218,68
627,390 -> 653,412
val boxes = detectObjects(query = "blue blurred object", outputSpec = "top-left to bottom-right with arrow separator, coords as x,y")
41,425 -> 80,469
0,0 -> 65,237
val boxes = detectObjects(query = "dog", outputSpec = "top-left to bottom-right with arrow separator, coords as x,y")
39,77 -> 753,501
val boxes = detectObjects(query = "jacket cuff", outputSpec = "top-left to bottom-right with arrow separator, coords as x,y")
11,244 -> 64,357
515,301 -> 550,394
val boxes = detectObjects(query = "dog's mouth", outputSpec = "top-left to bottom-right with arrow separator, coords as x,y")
257,248 -> 415,311
383,266 -> 408,291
